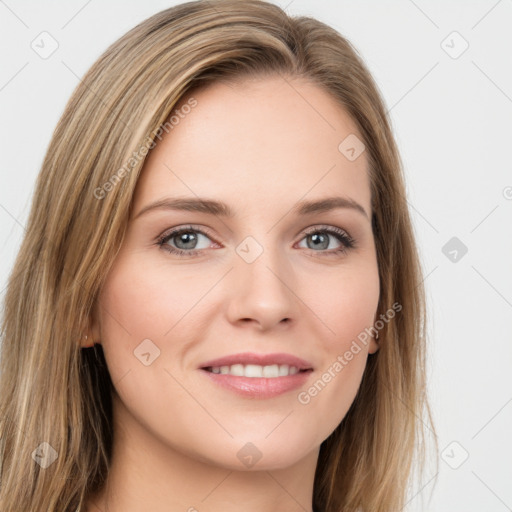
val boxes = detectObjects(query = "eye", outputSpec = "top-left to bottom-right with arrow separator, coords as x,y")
156,224 -> 356,257
296,226 -> 356,256
157,225 -> 216,257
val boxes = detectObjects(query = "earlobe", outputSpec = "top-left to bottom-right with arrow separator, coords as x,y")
368,329 -> 380,354
90,310 -> 101,346
80,333 -> 95,348
80,303 -> 101,348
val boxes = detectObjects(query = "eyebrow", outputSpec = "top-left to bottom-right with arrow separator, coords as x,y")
134,195 -> 369,220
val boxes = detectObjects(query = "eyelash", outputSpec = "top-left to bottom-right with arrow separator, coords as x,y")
156,224 -> 356,258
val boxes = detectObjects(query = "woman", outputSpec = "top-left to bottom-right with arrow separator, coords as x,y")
0,1 -> 435,511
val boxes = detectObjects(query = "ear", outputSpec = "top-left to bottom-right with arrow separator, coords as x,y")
80,301 -> 102,348
367,322 -> 380,355
90,300 -> 101,344
368,336 -> 380,354
80,334 -> 94,348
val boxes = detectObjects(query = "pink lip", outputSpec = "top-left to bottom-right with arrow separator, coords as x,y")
199,352 -> 314,370
200,369 -> 313,399
198,352 -> 314,399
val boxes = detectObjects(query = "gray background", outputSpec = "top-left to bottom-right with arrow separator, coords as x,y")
1,1 -> 511,510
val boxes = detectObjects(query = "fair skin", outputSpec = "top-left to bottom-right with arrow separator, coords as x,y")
85,75 -> 380,512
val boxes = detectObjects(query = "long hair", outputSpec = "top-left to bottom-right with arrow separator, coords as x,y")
0,1 -> 435,510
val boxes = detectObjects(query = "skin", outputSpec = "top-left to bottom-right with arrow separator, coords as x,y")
85,75 -> 380,512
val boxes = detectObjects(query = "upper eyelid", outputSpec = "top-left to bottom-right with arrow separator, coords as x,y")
159,225 -> 215,242
158,224 -> 353,245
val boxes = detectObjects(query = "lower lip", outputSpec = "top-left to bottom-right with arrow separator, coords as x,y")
199,369 -> 313,398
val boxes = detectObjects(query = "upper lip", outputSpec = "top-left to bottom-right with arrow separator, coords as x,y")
199,352 -> 314,371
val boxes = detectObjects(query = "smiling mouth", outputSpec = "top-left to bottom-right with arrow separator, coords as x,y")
202,364 -> 311,378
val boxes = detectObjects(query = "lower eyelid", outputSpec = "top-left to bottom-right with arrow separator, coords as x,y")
160,230 -> 214,251
158,226 -> 355,254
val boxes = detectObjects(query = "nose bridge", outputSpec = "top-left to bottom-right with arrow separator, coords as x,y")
227,233 -> 296,328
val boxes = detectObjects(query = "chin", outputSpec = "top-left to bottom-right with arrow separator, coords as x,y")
205,435 -> 317,472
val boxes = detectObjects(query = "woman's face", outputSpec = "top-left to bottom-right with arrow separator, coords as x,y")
93,76 -> 380,471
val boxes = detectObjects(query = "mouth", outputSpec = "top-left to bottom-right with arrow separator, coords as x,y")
202,364 -> 311,378
199,351 -> 314,374
198,352 -> 314,398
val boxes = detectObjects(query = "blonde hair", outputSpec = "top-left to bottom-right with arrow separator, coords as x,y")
0,1 -> 435,510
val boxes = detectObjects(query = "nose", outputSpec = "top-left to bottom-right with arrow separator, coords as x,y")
225,241 -> 297,331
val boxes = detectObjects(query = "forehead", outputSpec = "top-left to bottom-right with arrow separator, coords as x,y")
132,75 -> 371,218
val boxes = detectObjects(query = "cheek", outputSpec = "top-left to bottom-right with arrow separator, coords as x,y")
96,256 -> 176,380
96,252 -> 226,395
98,254 -> 209,347
306,259 -> 380,350
297,262 -> 379,416
95,256 -> 207,439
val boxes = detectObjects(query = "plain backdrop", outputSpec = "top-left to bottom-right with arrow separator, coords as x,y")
1,1 -> 511,511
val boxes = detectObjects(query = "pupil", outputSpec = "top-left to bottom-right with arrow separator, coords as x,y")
310,233 -> 328,250
178,232 -> 196,249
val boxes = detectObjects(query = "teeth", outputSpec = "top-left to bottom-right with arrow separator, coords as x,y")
262,364 -> 278,377
208,364 -> 301,378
